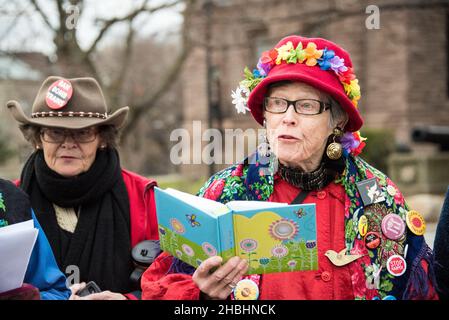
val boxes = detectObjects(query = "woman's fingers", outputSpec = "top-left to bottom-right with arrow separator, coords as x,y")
194,256 -> 223,280
78,291 -> 127,300
210,258 -> 248,299
193,256 -> 248,300
69,282 -> 86,296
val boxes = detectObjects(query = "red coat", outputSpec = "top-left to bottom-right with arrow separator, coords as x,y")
121,169 -> 159,248
15,169 -> 159,300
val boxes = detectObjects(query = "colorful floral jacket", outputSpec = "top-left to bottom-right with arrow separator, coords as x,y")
193,151 -> 437,300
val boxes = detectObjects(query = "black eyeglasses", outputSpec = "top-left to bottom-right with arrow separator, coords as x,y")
264,97 -> 331,115
40,127 -> 98,144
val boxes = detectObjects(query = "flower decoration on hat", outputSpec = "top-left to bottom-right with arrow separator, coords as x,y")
232,40 -> 366,156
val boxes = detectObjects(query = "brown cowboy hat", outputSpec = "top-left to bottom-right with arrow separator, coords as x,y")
6,76 -> 129,129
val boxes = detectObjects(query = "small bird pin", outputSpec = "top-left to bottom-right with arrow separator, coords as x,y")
325,248 -> 364,267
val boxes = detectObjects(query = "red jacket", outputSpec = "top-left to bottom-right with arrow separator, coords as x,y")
121,169 -> 159,248
15,169 -> 159,300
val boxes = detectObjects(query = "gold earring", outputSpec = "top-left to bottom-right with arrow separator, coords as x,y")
326,127 -> 343,160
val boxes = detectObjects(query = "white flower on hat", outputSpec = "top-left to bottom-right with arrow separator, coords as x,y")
231,85 -> 250,114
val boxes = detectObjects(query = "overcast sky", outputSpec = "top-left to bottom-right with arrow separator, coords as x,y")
0,0 -> 184,55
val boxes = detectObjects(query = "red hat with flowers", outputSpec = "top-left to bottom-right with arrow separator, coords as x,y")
231,35 -> 366,156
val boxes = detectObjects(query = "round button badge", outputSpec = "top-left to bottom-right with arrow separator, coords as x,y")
358,215 -> 368,237
406,210 -> 426,236
364,232 -> 381,249
233,279 -> 259,300
381,214 -> 405,240
386,255 -> 407,277
45,79 -> 73,110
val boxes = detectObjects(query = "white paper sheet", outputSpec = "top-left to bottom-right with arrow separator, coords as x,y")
0,219 -> 39,293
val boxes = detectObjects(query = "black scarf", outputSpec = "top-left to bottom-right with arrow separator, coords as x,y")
20,148 -> 133,293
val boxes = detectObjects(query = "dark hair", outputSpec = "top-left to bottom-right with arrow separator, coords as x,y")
19,124 -> 120,149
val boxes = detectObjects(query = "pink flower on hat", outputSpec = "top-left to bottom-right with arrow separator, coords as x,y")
329,56 -> 348,74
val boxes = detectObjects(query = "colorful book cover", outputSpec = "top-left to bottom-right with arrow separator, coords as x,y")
155,187 -> 318,274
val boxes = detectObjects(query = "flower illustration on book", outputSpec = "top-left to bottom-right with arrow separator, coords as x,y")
175,249 -> 183,258
170,218 -> 185,234
306,240 -> 317,249
287,260 -> 297,271
306,240 -> 317,270
158,226 -> 166,236
240,239 -> 258,253
269,218 -> 298,241
202,242 -> 217,257
271,244 -> 289,258
182,244 -> 195,257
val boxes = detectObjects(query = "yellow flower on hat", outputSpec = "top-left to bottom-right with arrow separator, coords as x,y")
276,41 -> 294,65
304,42 -> 323,66
344,79 -> 361,101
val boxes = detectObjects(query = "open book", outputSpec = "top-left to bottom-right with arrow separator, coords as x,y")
155,187 -> 318,274
0,220 -> 39,293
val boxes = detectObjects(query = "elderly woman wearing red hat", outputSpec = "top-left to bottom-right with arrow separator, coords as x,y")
6,77 -> 160,300
141,35 -> 437,300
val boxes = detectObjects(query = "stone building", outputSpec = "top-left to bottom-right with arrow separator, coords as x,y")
179,0 -> 449,190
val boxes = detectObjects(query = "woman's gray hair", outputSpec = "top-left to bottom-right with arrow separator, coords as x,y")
19,124 -> 121,149
328,97 -> 348,129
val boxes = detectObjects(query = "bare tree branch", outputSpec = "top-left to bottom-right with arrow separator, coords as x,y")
121,40 -> 190,140
120,0 -> 194,140
30,0 -> 56,31
0,5 -> 26,43
85,0 -> 181,57
107,21 -> 136,105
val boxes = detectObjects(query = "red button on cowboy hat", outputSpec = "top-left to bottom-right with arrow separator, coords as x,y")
6,76 -> 129,129
247,35 -> 363,132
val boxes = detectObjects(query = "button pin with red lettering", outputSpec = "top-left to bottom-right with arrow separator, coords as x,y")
386,255 -> 407,277
45,79 -> 73,110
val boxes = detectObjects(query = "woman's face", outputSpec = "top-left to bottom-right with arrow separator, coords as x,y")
39,126 -> 102,177
264,82 -> 334,171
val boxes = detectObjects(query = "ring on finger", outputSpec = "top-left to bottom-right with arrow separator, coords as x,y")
227,282 -> 237,289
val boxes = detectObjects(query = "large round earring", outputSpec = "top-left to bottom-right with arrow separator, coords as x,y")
326,127 -> 343,160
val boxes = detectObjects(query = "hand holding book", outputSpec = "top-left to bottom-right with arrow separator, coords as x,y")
193,256 -> 248,300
